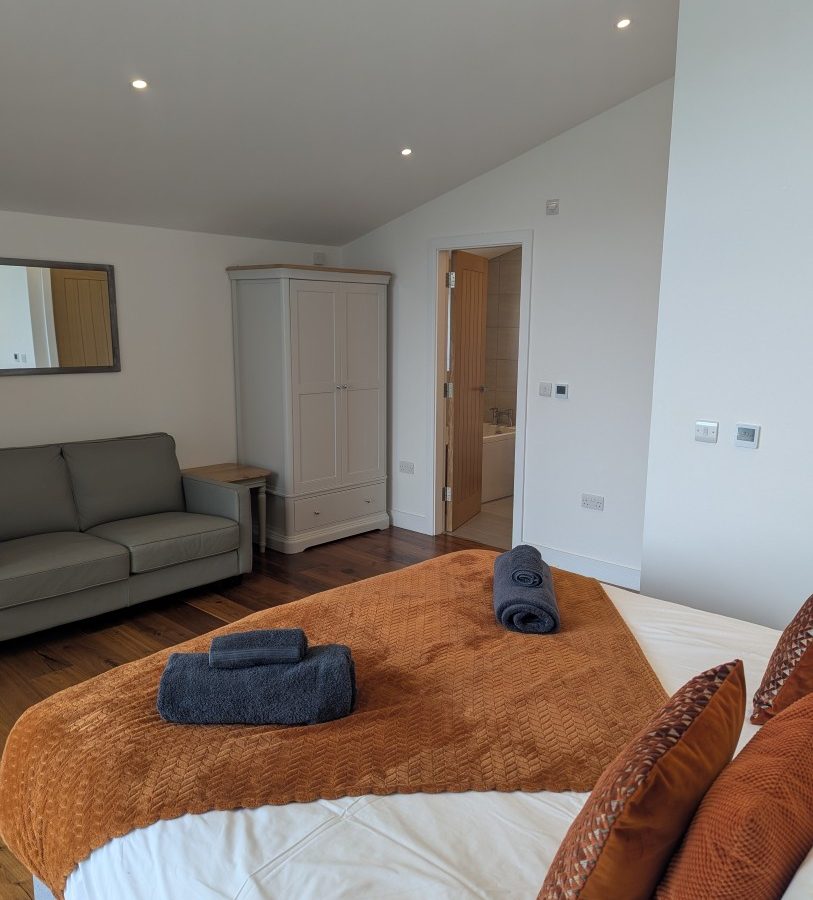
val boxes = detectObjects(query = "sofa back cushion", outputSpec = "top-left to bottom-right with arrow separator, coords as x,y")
62,433 -> 185,530
0,445 -> 79,541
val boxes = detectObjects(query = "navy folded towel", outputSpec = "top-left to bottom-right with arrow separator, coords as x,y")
493,544 -> 560,634
209,629 -> 307,668
157,644 -> 356,726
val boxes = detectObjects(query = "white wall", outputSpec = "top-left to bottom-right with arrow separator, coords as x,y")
342,81 -> 673,587
641,2 -> 813,628
0,210 -> 338,465
0,264 -> 35,368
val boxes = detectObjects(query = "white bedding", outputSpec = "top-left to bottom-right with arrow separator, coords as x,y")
62,587 -> 813,900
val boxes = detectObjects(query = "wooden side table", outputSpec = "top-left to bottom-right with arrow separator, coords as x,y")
182,463 -> 271,552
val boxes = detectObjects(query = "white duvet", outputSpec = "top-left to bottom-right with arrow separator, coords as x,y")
61,588 -> 813,900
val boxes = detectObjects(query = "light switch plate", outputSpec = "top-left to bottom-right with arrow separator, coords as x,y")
555,383 -> 569,399
735,424 -> 761,449
539,381 -> 553,397
398,460 -> 415,475
695,421 -> 718,443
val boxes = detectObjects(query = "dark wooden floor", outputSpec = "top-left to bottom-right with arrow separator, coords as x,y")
0,527 -> 484,899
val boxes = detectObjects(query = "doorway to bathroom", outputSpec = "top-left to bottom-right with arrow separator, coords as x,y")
437,243 -> 523,550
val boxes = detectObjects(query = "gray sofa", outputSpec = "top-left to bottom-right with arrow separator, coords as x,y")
0,433 -> 252,641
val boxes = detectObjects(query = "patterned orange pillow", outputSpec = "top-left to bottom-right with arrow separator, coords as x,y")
657,690 -> 813,899
751,593 -> 813,725
538,660 -> 745,900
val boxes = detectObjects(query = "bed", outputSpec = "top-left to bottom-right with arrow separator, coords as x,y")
28,584 -> 812,900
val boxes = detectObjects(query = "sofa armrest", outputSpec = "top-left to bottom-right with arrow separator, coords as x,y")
182,476 -> 252,574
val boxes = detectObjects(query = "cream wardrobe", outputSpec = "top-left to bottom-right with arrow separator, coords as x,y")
228,265 -> 390,553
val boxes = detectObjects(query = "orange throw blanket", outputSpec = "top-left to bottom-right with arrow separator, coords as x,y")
0,550 -> 666,897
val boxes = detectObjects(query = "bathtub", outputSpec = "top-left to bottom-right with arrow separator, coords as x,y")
481,423 -> 515,503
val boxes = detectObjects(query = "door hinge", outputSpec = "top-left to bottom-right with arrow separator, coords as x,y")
443,381 -> 454,399
442,486 -> 452,502
445,271 -> 456,289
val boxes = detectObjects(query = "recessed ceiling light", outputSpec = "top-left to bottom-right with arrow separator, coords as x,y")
401,147 -> 413,157
131,79 -> 148,90
616,18 -> 631,29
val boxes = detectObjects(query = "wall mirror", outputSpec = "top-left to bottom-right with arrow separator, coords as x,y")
0,257 -> 119,375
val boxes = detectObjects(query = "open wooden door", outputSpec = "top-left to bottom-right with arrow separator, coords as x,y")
445,250 -> 488,531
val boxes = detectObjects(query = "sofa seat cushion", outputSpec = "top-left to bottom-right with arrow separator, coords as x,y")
88,512 -> 239,574
0,532 -> 129,610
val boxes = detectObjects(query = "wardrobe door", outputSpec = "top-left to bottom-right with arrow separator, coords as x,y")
290,280 -> 343,493
340,283 -> 387,485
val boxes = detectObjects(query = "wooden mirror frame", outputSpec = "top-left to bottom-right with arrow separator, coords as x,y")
0,257 -> 120,376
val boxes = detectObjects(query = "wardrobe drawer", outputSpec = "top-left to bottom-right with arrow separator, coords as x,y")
293,494 -> 341,532
293,483 -> 386,533
348,482 -> 386,518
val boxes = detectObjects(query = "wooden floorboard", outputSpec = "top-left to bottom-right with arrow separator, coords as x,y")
0,527 -> 483,900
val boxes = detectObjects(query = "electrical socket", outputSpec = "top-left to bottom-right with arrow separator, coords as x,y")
398,460 -> 415,475
581,493 -> 604,511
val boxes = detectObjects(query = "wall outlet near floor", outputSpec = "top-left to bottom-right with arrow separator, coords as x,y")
398,460 -> 415,475
581,493 -> 605,511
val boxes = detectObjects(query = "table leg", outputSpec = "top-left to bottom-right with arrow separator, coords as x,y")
257,486 -> 267,553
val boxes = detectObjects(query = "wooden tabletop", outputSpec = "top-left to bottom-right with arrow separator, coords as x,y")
182,463 -> 270,484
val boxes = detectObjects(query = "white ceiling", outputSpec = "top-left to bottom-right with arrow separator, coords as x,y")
0,0 -> 678,245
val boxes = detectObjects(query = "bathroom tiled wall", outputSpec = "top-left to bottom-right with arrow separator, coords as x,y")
484,247 -> 521,423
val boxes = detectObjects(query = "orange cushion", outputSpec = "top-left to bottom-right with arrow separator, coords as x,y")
751,592 -> 813,725
538,660 -> 745,900
657,691 -> 813,899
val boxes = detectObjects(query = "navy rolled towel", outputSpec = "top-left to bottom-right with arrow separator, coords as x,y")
493,545 -> 560,634
209,628 -> 307,668
157,644 -> 356,726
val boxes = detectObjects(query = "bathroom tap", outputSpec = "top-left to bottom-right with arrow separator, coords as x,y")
495,408 -> 514,426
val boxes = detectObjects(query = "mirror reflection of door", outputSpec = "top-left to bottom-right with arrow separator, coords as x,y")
50,268 -> 113,367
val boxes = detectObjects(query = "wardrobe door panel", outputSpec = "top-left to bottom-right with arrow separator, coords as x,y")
290,280 -> 342,492
342,284 -> 386,484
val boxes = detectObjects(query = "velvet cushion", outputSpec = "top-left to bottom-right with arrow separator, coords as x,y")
657,691 -> 813,899
538,660 -> 745,900
751,593 -> 813,725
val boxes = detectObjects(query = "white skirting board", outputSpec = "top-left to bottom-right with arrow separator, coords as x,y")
527,543 -> 641,591
389,509 -> 431,534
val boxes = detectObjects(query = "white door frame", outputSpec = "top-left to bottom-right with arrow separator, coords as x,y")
427,229 -> 534,543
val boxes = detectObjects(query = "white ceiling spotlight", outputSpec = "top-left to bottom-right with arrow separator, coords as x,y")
616,18 -> 631,29
131,79 -> 149,90
400,147 -> 413,157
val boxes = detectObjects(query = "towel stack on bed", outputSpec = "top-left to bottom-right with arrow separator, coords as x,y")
157,628 -> 356,726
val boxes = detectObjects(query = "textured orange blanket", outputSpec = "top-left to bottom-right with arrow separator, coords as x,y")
0,550 -> 666,897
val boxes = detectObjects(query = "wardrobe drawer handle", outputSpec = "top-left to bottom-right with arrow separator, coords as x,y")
313,510 -> 320,516
364,498 -> 371,503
